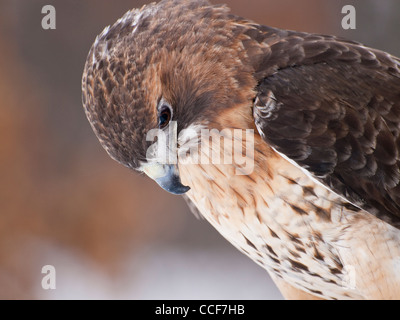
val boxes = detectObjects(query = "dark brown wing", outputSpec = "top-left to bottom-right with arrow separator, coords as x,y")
248,26 -> 400,228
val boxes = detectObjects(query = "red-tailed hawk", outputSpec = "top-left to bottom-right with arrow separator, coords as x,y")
82,0 -> 400,299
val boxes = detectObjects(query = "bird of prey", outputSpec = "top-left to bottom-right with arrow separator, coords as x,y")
82,0 -> 400,299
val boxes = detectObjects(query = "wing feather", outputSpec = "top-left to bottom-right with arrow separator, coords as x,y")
247,26 -> 400,227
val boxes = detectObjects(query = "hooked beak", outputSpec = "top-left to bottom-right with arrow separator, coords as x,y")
142,163 -> 190,195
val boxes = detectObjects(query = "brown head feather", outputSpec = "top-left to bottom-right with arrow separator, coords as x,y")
82,0 -> 256,169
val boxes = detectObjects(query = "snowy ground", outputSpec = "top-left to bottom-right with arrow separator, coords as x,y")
35,244 -> 283,300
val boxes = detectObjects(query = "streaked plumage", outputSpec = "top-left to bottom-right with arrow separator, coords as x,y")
82,0 -> 400,299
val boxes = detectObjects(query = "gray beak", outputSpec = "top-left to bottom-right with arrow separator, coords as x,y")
142,163 -> 190,195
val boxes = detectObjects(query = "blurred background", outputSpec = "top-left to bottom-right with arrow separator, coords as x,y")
0,0 -> 399,299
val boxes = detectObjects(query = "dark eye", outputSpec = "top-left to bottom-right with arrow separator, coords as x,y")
158,105 -> 171,128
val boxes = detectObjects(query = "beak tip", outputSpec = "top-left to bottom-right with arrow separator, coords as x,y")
142,163 -> 190,195
155,175 -> 190,195
169,184 -> 190,195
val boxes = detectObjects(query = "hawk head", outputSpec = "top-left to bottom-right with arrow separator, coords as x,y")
82,0 -> 256,194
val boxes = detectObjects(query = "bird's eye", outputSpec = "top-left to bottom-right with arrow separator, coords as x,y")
158,105 -> 172,129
